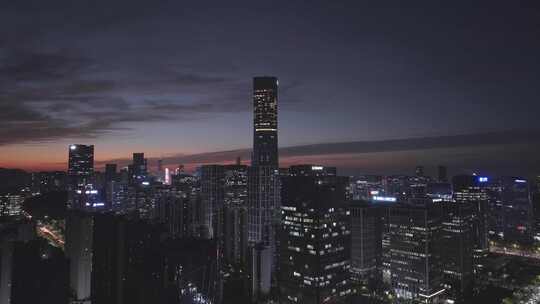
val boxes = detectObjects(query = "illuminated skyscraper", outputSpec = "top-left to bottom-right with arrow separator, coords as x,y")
68,144 -> 96,210
440,203 -> 474,302
248,76 -> 280,244
488,177 -> 533,245
68,144 -> 94,187
223,164 -> 249,265
452,175 -> 489,272
248,76 -> 280,299
132,153 -> 148,184
252,76 -> 278,167
279,170 -> 351,303
383,204 -> 445,303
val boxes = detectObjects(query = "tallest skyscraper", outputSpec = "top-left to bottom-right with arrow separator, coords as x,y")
252,76 -> 278,167
248,76 -> 280,300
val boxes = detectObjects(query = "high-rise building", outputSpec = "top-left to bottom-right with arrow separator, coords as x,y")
154,187 -> 190,239
440,203 -> 474,302
488,177 -> 533,245
248,76 -> 281,299
68,145 -> 96,210
200,165 -> 225,239
383,204 -> 445,303
199,164 -> 249,265
252,76 -> 278,168
65,211 -> 94,304
453,175 -> 489,272
68,144 -> 94,187
279,172 -> 352,303
349,201 -> 382,289
223,164 -> 249,265
132,153 -> 148,184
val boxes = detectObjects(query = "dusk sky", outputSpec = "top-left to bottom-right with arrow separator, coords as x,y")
1,1 -> 539,176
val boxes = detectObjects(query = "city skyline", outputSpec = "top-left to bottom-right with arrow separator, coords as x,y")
2,1 -> 540,175
2,3 -> 540,304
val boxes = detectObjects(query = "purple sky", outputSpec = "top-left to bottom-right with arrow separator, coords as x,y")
1,1 -> 540,176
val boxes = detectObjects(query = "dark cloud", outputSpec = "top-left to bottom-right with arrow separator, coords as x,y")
0,47 -> 254,146
0,50 -> 91,82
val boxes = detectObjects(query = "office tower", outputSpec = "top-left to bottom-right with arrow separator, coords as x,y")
252,76 -> 278,167
223,164 -> 249,265
415,165 -> 425,177
248,76 -> 280,241
68,145 -> 95,210
279,172 -> 352,303
155,187 -> 191,239
452,175 -> 489,272
65,211 -> 93,304
170,173 -> 204,238
200,165 -> 225,239
383,204 -> 444,303
349,201 -> 382,290
132,153 -> 148,184
438,165 -> 448,182
247,168 -> 280,265
440,203 -> 474,302
489,177 -> 533,245
68,144 -> 94,187
248,76 -> 281,299
109,181 -> 129,213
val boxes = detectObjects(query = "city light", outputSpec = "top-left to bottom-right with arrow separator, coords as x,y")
372,196 -> 397,202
